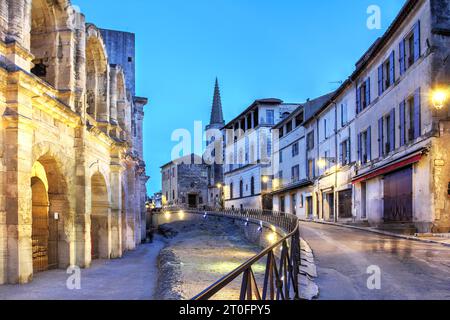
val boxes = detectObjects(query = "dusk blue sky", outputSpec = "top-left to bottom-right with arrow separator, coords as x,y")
73,0 -> 406,195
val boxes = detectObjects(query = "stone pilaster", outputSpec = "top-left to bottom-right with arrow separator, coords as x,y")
4,71 -> 34,284
109,155 -> 123,258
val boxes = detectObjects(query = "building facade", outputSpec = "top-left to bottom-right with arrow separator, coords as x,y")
273,0 -> 450,233
0,0 -> 148,284
223,99 -> 299,210
161,154 -> 209,208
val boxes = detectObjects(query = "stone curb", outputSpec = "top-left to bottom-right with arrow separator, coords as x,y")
299,237 -> 319,300
299,219 -> 450,248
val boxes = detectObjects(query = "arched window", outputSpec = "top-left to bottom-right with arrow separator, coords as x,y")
229,183 -> 234,199
250,177 -> 255,196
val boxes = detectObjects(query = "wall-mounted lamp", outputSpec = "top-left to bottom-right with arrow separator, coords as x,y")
431,88 -> 448,110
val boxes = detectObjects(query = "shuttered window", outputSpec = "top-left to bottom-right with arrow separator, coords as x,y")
378,51 -> 396,95
400,20 -> 421,75
358,128 -> 371,165
356,78 -> 371,113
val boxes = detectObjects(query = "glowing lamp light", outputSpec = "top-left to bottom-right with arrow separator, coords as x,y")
267,232 -> 277,244
317,158 -> 327,169
262,176 -> 270,184
178,210 -> 185,219
432,89 -> 448,110
164,211 -> 171,220
216,183 -> 223,189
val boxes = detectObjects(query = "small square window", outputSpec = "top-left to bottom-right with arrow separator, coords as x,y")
128,57 -> 133,62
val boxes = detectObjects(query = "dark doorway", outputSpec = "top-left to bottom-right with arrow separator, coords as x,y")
306,196 -> 313,219
384,167 -> 413,222
188,194 -> 198,208
338,189 -> 353,219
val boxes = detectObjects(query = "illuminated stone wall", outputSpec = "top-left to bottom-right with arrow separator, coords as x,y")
0,0 -> 148,284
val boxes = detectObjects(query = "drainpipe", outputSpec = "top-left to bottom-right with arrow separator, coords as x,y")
333,101 -> 339,223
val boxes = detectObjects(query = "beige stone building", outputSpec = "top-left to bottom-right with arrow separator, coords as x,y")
0,0 -> 148,284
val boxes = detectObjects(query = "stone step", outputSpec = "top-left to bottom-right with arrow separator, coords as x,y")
377,223 -> 417,235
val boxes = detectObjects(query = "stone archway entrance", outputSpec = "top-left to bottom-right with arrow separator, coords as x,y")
91,172 -> 110,260
31,156 -> 70,273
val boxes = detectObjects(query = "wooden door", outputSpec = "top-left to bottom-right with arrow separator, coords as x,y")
384,167 -> 413,222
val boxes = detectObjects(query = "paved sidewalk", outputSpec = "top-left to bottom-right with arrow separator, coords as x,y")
0,240 -> 165,300
300,219 -> 450,247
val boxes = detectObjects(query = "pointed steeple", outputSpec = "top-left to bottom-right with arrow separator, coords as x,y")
209,78 -> 225,126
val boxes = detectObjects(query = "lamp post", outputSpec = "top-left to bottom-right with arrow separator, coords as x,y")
216,183 -> 223,210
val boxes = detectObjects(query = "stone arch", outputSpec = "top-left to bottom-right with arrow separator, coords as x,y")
24,0 -> 77,89
90,171 -> 111,260
86,24 -> 110,123
30,150 -> 72,273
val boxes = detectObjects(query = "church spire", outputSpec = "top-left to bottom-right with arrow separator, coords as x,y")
209,78 -> 225,126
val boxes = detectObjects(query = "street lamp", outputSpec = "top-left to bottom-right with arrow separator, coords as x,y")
262,176 -> 270,184
317,157 -> 336,169
431,88 -> 448,110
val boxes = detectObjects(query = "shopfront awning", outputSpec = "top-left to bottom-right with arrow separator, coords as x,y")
352,150 -> 425,185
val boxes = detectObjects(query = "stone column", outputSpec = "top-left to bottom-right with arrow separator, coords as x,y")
109,159 -> 123,258
74,14 -> 86,116
126,167 -> 136,250
4,73 -> 34,284
96,69 -> 110,124
74,126 -> 90,268
109,67 -> 118,125
0,0 -> 8,42
6,0 -> 30,47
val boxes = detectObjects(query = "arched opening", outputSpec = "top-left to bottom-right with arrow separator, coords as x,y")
31,177 -> 51,272
86,26 -> 109,123
31,155 -> 70,273
28,0 -> 73,90
29,0 -> 57,85
91,172 -> 110,260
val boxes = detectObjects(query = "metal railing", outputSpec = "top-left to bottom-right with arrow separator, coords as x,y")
163,206 -> 301,300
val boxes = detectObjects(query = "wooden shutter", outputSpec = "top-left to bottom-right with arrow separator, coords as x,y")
390,108 -> 396,152
378,117 -> 384,157
366,126 -> 372,162
413,21 -> 421,62
347,139 -> 351,163
399,101 -> 406,146
365,78 -> 371,105
378,65 -> 384,96
414,88 -> 421,139
399,40 -> 405,75
339,142 -> 343,164
356,86 -> 361,114
389,51 -> 395,85
358,133 -> 362,163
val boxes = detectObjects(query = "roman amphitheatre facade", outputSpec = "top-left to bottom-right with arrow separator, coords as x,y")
0,0 -> 148,284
